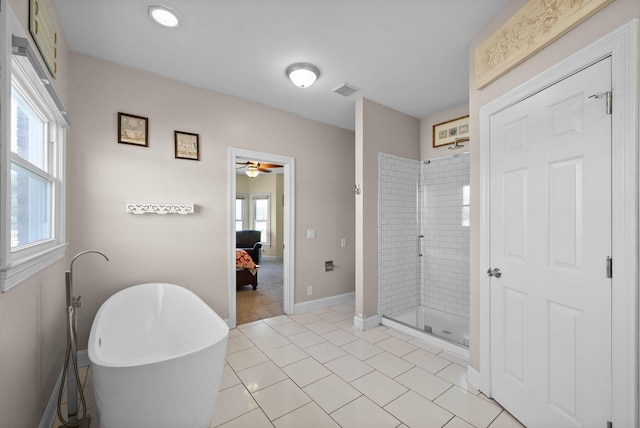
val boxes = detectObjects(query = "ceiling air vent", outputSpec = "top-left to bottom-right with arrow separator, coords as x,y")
332,82 -> 360,97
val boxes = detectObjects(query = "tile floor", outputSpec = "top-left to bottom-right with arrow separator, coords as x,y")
214,303 -> 524,428
54,302 -> 526,428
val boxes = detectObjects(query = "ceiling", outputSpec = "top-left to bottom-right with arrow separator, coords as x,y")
52,0 -> 509,131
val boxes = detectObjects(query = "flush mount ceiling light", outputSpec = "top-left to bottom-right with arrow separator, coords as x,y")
286,63 -> 320,88
149,5 -> 180,28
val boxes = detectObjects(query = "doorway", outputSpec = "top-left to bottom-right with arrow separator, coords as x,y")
479,21 -> 638,427
228,148 -> 296,329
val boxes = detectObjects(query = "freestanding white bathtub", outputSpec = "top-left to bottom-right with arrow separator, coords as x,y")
88,283 -> 228,428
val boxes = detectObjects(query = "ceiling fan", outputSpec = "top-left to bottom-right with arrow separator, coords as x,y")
236,160 -> 283,178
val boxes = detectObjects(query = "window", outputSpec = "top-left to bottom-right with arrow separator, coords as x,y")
462,184 -> 470,227
252,194 -> 270,246
0,47 -> 68,292
235,194 -> 248,230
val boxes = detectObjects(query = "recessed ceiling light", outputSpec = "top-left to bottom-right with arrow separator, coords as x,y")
286,63 -> 320,88
149,5 -> 180,28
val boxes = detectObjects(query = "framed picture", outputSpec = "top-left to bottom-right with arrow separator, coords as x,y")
174,131 -> 200,160
118,112 -> 148,147
433,115 -> 469,148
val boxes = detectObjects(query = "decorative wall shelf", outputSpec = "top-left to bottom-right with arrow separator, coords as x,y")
125,202 -> 195,215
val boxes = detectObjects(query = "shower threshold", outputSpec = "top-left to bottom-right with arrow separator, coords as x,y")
383,306 -> 470,360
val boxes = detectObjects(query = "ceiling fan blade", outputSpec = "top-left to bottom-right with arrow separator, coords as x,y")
257,162 -> 283,168
257,167 -> 272,173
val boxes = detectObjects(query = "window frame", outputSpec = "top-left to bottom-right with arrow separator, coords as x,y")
251,193 -> 271,247
0,38 -> 68,292
235,193 -> 248,231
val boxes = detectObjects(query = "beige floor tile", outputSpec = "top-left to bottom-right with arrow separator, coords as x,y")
303,374 -> 361,413
488,410 -> 526,428
384,390 -> 454,428
395,367 -> 453,400
252,379 -> 312,421
228,328 -> 243,338
402,348 -> 452,373
287,330 -> 326,349
364,351 -> 414,378
438,350 -> 469,367
444,417 -> 475,428
265,343 -> 309,367
226,347 -> 269,372
407,337 -> 442,354
436,363 -> 479,394
226,335 -> 255,354
317,310 -> 349,324
335,318 -> 358,330
237,361 -> 288,393
331,395 -> 401,428
273,402 -> 340,428
215,408 -> 273,428
329,302 -> 355,314
251,333 -> 291,352
304,341 -> 347,363
321,328 -> 359,346
219,364 -> 242,391
238,320 -> 264,329
262,315 -> 293,327
271,321 -> 308,337
383,329 -> 414,342
350,370 -> 408,406
310,307 -> 334,315
324,354 -> 374,382
351,327 -> 392,344
375,337 -> 418,357
210,384 -> 259,427
240,322 -> 277,339
288,312 -> 322,325
434,386 -> 502,428
305,320 -> 339,335
282,357 -> 331,387
340,339 -> 384,360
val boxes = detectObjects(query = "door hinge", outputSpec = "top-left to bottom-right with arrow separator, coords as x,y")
606,256 -> 613,279
589,90 -> 612,114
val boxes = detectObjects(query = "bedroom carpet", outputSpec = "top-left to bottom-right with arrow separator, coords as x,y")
236,258 -> 283,325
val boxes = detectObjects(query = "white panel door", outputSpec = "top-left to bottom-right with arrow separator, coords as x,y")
489,57 -> 612,427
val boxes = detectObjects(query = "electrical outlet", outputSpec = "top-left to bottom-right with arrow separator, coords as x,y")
341,238 -> 347,248
325,261 -> 334,272
307,286 -> 312,296
307,229 -> 316,239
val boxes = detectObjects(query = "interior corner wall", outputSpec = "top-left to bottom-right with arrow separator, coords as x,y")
420,104 -> 469,160
468,0 -> 640,370
67,52 -> 356,349
0,2 -> 72,427
355,98 -> 420,321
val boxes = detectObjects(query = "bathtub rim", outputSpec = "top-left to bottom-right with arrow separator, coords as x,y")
88,282 -> 229,368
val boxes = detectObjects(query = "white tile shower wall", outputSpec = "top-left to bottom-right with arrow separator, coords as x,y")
420,154 -> 470,319
378,153 -> 420,317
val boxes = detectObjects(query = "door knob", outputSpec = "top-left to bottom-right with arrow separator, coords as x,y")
487,268 -> 502,278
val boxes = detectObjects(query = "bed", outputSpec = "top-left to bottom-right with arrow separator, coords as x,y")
236,249 -> 259,290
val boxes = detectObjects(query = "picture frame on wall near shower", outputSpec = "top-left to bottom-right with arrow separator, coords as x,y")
432,115 -> 469,148
174,131 -> 200,160
118,112 -> 148,147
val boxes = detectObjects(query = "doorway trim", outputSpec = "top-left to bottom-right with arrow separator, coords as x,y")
228,148 -> 296,329
479,20 -> 638,426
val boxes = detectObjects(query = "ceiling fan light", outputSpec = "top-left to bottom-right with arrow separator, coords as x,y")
149,5 -> 180,28
245,168 -> 260,178
286,63 -> 319,88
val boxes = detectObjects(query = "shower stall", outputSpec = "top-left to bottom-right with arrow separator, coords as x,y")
378,152 -> 470,351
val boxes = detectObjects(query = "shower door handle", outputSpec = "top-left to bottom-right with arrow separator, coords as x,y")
487,268 -> 502,278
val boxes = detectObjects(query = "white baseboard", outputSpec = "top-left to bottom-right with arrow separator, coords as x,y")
467,365 -> 481,390
353,314 -> 380,331
38,350 -> 89,428
294,292 -> 355,314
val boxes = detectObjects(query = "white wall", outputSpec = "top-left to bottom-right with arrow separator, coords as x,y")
67,53 -> 356,348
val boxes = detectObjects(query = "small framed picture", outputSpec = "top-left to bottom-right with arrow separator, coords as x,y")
432,115 -> 470,148
174,131 -> 200,160
118,112 -> 148,147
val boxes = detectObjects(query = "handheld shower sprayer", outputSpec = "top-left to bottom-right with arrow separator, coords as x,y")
58,250 -> 109,428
